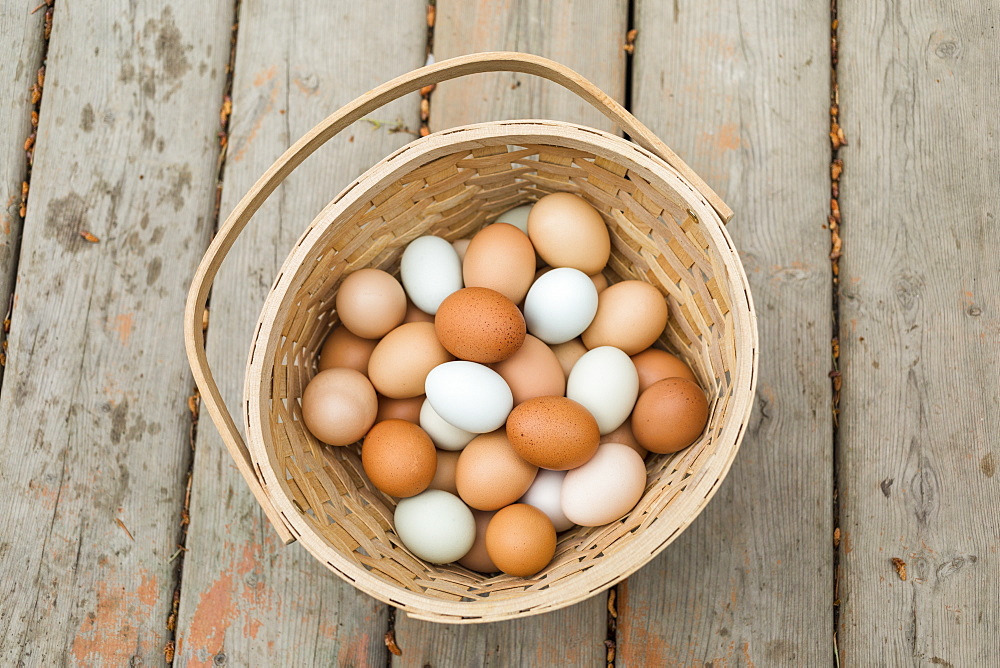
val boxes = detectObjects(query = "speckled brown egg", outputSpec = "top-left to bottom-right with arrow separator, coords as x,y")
631,378 -> 709,454
463,223 -> 537,304
361,419 -> 437,498
375,394 -> 424,424
301,368 -> 378,446
367,322 -> 453,398
456,430 -> 538,510
506,396 -> 600,470
631,348 -> 698,391
458,509 -> 499,573
434,287 -> 526,363
581,280 -> 669,355
318,326 -> 378,374
428,449 -> 461,496
490,334 -> 565,405
485,503 -> 556,577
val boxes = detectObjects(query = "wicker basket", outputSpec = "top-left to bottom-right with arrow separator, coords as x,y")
185,52 -> 757,623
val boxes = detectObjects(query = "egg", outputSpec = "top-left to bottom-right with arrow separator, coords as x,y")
600,421 -> 647,459
394,490 -> 476,564
458,509 -> 499,573
335,268 -> 407,339
566,346 -> 639,434
434,287 -> 526,363
490,334 -> 565,405
631,347 -> 698,391
425,361 -> 513,433
527,193 -> 610,275
367,322 -> 453,398
375,394 -> 424,423
506,396 -> 600,470
452,238 -> 471,261
301,368 -> 378,446
631,378 -> 709,453
456,430 -> 538,511
318,326 -> 378,374
419,398 -> 475,451
561,443 -> 646,526
519,469 -> 574,532
494,203 -> 532,234
485,504 -> 556,577
463,223 -> 536,304
581,280 -> 669,355
400,235 -> 464,314
361,419 -> 437,498
550,338 -> 588,378
403,299 -> 435,324
428,449 -> 461,496
523,268 -> 599,344
590,272 -> 609,293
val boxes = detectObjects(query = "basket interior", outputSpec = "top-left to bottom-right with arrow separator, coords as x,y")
259,138 -> 741,614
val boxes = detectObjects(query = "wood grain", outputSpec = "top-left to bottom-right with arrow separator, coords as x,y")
0,2 -> 233,665
173,0 -> 426,663
837,2 -> 1000,664
430,0 -> 628,134
618,1 -> 834,665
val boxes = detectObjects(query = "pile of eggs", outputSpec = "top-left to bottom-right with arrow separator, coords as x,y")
301,192 -> 709,577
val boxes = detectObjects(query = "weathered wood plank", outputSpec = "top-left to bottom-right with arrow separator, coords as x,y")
430,0 -> 628,134
618,1 -> 834,665
837,2 -> 1000,664
0,2 -> 233,665
392,2 -> 626,663
173,0 -> 427,664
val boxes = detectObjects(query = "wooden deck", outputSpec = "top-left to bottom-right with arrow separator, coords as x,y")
1,0 -> 997,665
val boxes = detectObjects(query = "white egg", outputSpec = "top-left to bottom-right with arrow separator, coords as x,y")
452,238 -> 471,262
523,268 -> 599,344
494,204 -> 532,234
566,346 -> 639,434
394,490 -> 476,563
562,443 -> 646,526
425,361 -> 513,433
400,236 -> 463,314
519,469 -> 575,532
419,398 -> 475,451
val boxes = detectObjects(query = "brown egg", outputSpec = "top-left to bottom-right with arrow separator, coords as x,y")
375,394 -> 424,423
506,396 -> 600,470
301,368 -> 378,446
490,334 -> 565,405
428,449 -> 461,496
335,268 -> 407,339
485,504 -> 556,577
631,378 -> 709,454
361,419 -> 437,497
527,193 -> 610,275
458,509 -> 499,573
600,421 -> 647,459
631,348 -> 698,391
318,326 -> 378,374
463,223 -> 536,304
456,430 -> 538,510
403,299 -> 435,324
550,338 -> 588,378
533,265 -> 552,282
367,322 -> 453,398
434,287 -> 526,363
581,280 -> 669,355
590,272 -> 609,293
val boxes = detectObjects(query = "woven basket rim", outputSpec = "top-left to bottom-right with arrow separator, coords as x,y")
244,119 -> 758,623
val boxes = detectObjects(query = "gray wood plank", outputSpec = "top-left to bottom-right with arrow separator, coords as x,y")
0,2 -> 233,665
837,2 -> 1000,664
172,0 -> 427,664
618,1 -> 834,665
430,0 -> 628,134
392,2 -> 627,663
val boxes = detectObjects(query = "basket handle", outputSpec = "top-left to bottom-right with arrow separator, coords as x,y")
185,51 -> 731,543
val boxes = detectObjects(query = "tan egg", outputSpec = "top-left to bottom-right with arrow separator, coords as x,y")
335,268 -> 407,339
456,430 -> 538,511
550,338 -> 588,378
458,510 -> 499,573
463,223 -> 536,304
631,348 -> 698,391
368,322 -> 453,398
581,280 -> 669,355
301,368 -> 377,446
631,378 -> 709,454
485,504 -> 556,577
318,326 -> 378,374
361,419 -> 437,498
600,421 -> 647,459
490,334 -> 565,406
590,272 -> 609,293
506,396 -> 600,470
434,288 -> 526,364
403,299 -> 435,324
428,449 -> 461,496
452,238 -> 471,262
375,394 -> 424,424
527,193 -> 610,275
